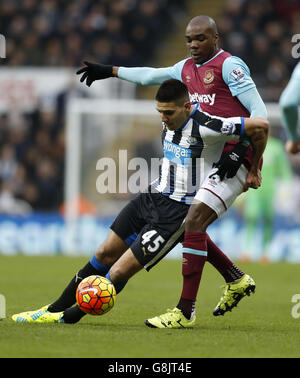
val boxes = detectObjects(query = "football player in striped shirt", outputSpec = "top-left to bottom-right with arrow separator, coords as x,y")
12,79 -> 268,325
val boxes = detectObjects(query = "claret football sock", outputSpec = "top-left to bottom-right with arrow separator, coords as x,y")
177,232 -> 207,318
48,258 -> 109,312
206,236 -> 244,283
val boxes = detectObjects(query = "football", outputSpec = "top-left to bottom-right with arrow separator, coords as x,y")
76,275 -> 116,315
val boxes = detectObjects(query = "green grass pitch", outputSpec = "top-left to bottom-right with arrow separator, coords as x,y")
1,255 -> 300,358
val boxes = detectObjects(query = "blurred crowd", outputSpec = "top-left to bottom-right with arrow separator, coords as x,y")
1,0 -> 186,68
218,0 -> 300,101
0,0 -> 299,214
0,101 -> 65,214
0,0 -> 187,214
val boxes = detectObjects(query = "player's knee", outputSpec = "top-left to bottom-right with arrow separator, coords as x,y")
185,202 -> 217,232
94,243 -> 116,267
185,205 -> 207,232
185,216 -> 204,232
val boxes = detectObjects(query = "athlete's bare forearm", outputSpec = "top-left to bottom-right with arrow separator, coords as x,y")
244,117 -> 269,171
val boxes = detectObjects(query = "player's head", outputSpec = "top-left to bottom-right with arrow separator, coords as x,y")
155,79 -> 191,130
185,15 -> 219,64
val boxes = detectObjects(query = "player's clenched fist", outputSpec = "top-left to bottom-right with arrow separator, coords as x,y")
285,140 -> 300,154
76,61 -> 113,87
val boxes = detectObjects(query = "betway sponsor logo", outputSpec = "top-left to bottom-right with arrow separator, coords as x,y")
189,93 -> 216,106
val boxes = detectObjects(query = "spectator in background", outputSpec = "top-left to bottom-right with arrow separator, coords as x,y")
34,156 -> 61,210
2,0 -> 295,99
0,180 -> 32,215
0,0 -> 184,68
272,0 -> 300,24
0,104 -> 65,213
0,144 -> 17,182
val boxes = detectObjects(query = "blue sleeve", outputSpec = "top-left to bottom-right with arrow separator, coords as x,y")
240,117 -> 245,136
222,56 -> 256,97
279,62 -> 300,141
118,59 -> 188,85
237,87 -> 268,119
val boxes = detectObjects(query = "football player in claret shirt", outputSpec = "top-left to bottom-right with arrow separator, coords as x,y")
12,79 -> 269,326
77,15 -> 268,324
76,16 -> 268,325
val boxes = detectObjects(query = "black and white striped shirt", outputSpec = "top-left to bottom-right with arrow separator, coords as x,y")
151,104 -> 244,204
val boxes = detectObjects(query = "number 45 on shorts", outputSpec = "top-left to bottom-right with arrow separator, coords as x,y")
141,230 -> 165,254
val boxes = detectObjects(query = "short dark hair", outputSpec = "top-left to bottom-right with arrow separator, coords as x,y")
155,79 -> 189,105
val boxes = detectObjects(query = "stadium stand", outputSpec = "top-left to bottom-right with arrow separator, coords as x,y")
0,0 -> 187,213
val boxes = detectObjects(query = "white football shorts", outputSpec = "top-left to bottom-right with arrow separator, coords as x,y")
193,164 -> 248,217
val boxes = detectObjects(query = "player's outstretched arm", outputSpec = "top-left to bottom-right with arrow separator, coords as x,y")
77,60 -> 186,86
76,61 -> 115,86
76,61 -> 171,86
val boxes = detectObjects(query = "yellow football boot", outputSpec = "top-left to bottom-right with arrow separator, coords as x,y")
213,274 -> 255,316
145,307 -> 196,329
12,305 -> 64,323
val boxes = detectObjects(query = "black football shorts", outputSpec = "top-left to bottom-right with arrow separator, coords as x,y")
110,191 -> 189,271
